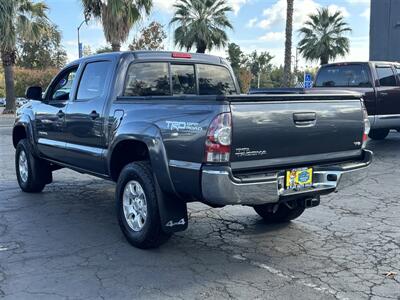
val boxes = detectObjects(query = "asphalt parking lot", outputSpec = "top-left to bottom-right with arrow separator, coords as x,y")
0,114 -> 399,300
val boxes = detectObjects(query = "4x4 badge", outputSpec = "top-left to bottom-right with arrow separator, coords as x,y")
165,218 -> 185,227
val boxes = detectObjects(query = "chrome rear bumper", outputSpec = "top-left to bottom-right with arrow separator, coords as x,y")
201,150 -> 373,206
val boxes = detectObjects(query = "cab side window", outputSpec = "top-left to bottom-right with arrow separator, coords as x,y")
197,64 -> 237,95
376,66 -> 397,87
49,67 -> 78,101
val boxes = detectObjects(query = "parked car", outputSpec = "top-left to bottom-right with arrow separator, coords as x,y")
16,97 -> 29,108
13,51 -> 372,249
0,98 -> 5,106
313,61 -> 400,140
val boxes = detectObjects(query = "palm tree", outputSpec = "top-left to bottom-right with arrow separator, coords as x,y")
170,0 -> 233,53
82,0 -> 152,52
283,0 -> 294,87
298,8 -> 352,65
0,0 -> 50,114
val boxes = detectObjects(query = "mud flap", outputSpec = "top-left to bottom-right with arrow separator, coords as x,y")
155,177 -> 188,233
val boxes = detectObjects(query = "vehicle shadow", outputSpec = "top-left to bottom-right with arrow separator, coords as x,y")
366,130 -> 400,153
0,172 -> 320,298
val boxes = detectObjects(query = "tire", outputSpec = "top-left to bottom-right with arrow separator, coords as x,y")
116,161 -> 171,249
253,202 -> 305,224
369,128 -> 390,140
15,139 -> 52,193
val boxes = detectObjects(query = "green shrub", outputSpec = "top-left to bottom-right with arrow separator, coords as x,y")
14,67 -> 59,97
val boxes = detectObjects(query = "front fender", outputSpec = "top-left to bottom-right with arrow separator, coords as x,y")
108,121 -> 177,196
13,109 -> 36,152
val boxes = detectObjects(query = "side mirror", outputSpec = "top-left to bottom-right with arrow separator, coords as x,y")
25,86 -> 43,101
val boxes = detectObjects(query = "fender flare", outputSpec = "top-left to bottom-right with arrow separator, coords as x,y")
108,121 -> 188,233
12,115 -> 36,154
107,121 -> 177,196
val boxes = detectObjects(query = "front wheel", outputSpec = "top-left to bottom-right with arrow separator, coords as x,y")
253,202 -> 305,224
15,139 -> 52,193
369,128 -> 390,140
116,161 -> 171,249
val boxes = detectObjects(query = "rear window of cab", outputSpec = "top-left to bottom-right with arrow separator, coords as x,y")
315,64 -> 372,88
124,62 -> 237,97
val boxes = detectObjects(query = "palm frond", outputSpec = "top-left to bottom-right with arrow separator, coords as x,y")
171,0 -> 233,53
297,7 -> 352,64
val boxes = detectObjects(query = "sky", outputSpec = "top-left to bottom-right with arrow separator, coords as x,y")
44,0 -> 371,68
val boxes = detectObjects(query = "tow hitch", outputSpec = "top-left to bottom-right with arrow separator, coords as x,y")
302,196 -> 320,209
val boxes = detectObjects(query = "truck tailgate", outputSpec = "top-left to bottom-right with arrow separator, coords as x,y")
229,97 -> 364,171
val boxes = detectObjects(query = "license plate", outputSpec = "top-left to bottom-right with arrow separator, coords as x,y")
285,168 -> 313,190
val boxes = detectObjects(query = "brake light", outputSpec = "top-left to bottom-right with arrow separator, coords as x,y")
171,52 -> 192,59
361,100 -> 370,148
205,113 -> 232,162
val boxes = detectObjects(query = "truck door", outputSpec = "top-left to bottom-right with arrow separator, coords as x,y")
63,59 -> 113,174
375,64 -> 400,116
35,65 -> 79,161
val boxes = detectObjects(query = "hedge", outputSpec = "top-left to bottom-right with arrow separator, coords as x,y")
14,67 -> 59,97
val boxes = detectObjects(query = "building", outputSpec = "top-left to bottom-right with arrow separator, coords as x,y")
370,0 -> 400,61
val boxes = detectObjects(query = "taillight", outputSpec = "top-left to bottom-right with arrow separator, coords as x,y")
205,113 -> 232,162
361,100 -> 370,148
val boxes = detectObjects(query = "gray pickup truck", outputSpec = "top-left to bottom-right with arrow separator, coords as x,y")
13,51 -> 372,249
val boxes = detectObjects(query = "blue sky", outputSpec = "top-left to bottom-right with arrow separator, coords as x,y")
45,0 -> 371,68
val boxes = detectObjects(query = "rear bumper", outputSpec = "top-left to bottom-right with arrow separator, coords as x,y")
201,150 -> 373,206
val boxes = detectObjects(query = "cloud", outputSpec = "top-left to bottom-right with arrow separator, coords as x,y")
346,0 -> 370,4
228,0 -> 249,15
327,5 -> 350,18
361,7 -> 370,19
246,17 -> 258,28
153,0 -> 248,15
257,0 -> 350,30
153,0 -> 175,13
259,31 -> 285,42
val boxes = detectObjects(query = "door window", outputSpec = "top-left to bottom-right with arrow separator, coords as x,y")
124,62 -> 170,96
197,64 -> 237,95
49,67 -> 78,100
76,61 -> 112,100
171,64 -> 196,95
376,66 -> 397,86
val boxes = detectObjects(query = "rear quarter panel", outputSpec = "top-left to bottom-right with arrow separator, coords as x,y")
109,99 -> 228,200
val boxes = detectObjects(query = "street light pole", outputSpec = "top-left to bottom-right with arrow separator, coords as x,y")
77,20 -> 85,58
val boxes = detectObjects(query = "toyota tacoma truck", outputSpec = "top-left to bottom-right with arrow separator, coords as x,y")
313,61 -> 400,140
13,51 -> 372,249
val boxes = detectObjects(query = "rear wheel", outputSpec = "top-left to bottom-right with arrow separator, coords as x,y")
369,128 -> 390,140
15,139 -> 52,193
116,161 -> 171,249
253,202 -> 305,224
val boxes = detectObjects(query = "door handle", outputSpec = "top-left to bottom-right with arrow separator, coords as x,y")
89,111 -> 100,120
293,112 -> 316,122
56,110 -> 65,118
293,112 -> 316,127
380,92 -> 389,96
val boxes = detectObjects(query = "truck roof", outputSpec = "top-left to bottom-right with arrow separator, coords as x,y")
67,50 -> 226,67
322,61 -> 400,67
